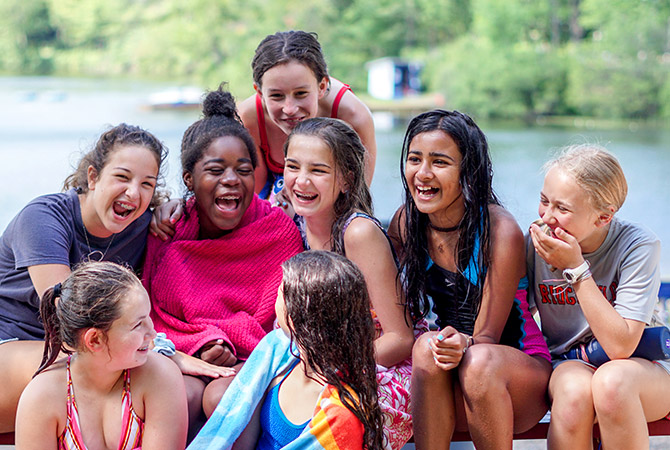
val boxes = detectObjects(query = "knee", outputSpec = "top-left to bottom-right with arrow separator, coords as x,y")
412,332 -> 442,377
550,374 -> 594,427
203,376 -> 235,417
459,344 -> 505,399
591,361 -> 636,417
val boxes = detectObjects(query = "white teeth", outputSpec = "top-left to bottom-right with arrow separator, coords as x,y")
116,202 -> 135,210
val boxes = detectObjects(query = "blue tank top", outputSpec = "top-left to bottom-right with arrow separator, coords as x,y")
256,361 -> 309,450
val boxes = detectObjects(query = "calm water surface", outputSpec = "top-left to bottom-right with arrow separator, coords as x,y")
1,77 -> 669,278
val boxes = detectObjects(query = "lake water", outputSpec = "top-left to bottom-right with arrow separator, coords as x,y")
1,76 -> 669,278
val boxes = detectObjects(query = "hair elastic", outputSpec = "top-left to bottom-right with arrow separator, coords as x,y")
53,283 -> 62,298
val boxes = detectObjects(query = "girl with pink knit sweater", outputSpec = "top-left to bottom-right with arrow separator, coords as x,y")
142,85 -> 303,437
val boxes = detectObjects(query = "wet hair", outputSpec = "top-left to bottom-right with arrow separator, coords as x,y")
281,251 -> 384,450
398,110 -> 499,323
252,31 -> 329,87
544,143 -> 627,213
36,261 -> 144,376
284,117 -> 372,254
63,123 -> 168,208
181,83 -> 256,198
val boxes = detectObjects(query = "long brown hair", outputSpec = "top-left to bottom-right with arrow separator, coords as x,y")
37,261 -> 143,376
281,251 -> 384,450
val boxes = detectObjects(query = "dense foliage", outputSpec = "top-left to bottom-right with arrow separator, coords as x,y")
1,0 -> 669,120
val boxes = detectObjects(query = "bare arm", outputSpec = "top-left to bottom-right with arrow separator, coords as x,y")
471,206 -> 527,345
138,353 -> 189,450
344,218 -> 414,367
27,264 -> 71,299
530,223 -> 646,358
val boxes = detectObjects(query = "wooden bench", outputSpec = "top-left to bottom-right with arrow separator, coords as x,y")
450,418 -> 670,445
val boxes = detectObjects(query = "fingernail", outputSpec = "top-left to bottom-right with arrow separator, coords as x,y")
436,334 -> 444,341
433,356 -> 438,363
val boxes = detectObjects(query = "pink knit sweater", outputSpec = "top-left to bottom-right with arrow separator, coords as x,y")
142,195 -> 303,360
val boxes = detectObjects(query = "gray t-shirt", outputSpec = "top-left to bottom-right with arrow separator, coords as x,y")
526,217 -> 662,356
0,189 -> 151,340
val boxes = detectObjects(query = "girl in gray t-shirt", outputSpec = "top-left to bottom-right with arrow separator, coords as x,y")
528,144 -> 670,448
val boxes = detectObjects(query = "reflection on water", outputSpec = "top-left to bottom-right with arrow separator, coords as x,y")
2,77 -> 669,277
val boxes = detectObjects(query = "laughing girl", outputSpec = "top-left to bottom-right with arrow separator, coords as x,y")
15,261 -> 187,450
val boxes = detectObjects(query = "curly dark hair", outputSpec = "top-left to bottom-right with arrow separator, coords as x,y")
63,123 -> 168,208
284,117 -> 372,254
398,110 -> 499,323
252,30 -> 329,87
36,261 -> 144,376
281,251 -> 384,450
181,83 -> 256,199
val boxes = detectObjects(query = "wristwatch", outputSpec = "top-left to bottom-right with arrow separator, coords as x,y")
563,260 -> 591,284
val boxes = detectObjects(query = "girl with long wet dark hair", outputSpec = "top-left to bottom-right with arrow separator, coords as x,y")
389,109 -> 551,449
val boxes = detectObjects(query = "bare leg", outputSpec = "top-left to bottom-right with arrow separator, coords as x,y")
547,361 -> 596,450
411,332 -> 457,450
458,344 -> 551,450
592,358 -> 670,450
183,374 -> 206,442
202,361 -> 245,418
0,340 -> 44,432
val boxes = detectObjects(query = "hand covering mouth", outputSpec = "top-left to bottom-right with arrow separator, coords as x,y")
113,201 -> 137,217
215,194 -> 241,211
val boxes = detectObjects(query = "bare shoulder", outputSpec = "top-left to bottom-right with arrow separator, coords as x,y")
19,360 -> 66,419
343,215 -> 387,249
488,204 -> 523,242
133,352 -> 182,386
327,78 -> 373,128
238,94 -> 260,134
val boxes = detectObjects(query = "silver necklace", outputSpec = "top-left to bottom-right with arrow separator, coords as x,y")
82,222 -> 115,261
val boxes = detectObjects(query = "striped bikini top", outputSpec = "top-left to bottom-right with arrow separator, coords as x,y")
59,355 -> 144,450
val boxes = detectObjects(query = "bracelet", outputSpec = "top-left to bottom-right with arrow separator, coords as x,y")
463,334 -> 474,353
152,332 -> 176,357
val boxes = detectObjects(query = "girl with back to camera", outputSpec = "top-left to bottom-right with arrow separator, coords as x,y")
527,144 -> 670,449
388,110 -> 552,449
188,250 -> 384,450
237,30 -> 376,203
15,261 -> 187,450
283,117 -> 416,449
0,123 -> 169,432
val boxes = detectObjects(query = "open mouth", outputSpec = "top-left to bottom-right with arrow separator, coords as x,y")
138,345 -> 149,352
215,194 -> 240,211
416,186 -> 439,197
293,191 -> 317,202
113,201 -> 136,218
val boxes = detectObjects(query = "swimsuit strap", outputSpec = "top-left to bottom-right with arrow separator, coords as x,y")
331,84 -> 351,119
255,94 -> 286,174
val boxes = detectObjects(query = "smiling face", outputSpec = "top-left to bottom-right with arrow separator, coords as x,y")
83,145 -> 159,237
184,136 -> 255,238
404,130 -> 465,226
539,166 -> 608,252
104,285 -> 156,370
257,60 -> 328,135
284,134 -> 345,222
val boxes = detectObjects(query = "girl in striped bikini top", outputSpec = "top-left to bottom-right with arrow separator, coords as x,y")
15,261 -> 188,450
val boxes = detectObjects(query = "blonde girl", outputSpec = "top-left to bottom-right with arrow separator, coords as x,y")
528,144 -> 670,449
